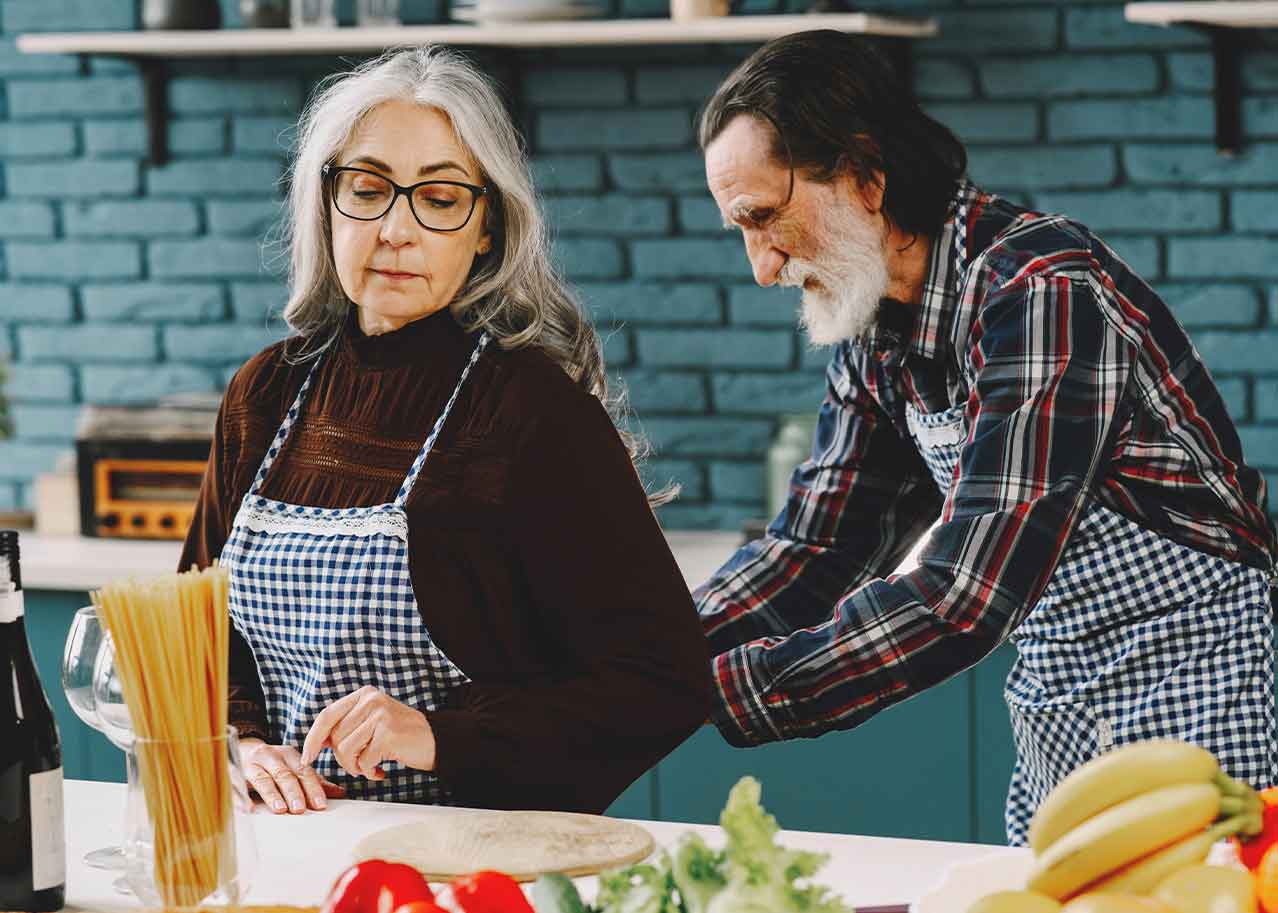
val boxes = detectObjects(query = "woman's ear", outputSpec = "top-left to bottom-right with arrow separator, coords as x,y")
476,232 -> 493,256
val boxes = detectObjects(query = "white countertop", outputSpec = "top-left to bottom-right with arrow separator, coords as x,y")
64,779 -> 1023,912
17,530 -> 744,593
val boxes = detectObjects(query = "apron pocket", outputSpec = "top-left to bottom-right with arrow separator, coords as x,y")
1006,694 -> 1103,814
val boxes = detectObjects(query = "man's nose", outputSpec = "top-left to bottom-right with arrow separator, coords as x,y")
379,194 -> 416,245
744,230 -> 785,287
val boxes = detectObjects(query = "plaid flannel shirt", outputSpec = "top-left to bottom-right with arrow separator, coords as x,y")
695,182 -> 1278,747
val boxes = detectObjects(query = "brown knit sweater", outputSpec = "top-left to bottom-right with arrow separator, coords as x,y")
179,305 -> 711,813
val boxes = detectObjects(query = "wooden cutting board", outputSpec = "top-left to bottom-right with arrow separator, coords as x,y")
352,809 -> 656,882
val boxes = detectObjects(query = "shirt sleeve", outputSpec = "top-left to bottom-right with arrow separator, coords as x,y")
425,389 -> 713,814
694,344 -> 942,716
707,271 -> 1137,746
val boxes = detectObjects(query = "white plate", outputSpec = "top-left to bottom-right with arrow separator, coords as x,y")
911,851 -> 1035,913
451,0 -> 603,21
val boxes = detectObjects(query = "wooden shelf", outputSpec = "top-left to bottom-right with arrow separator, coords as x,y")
15,13 -> 936,56
17,13 -> 935,165
1125,2 -> 1278,155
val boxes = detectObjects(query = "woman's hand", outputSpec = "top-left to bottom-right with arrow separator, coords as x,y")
301,686 -> 436,780
240,738 -> 346,814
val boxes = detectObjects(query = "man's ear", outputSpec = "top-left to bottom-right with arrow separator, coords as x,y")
852,170 -> 887,215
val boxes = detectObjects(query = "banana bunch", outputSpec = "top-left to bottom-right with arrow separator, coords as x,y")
1024,741 -> 1263,900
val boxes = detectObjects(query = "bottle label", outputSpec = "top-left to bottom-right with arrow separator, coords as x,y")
0,590 -> 23,623
29,767 -> 65,892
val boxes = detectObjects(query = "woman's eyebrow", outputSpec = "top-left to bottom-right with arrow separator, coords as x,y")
344,155 -> 471,178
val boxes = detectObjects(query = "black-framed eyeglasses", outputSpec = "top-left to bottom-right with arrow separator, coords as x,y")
323,164 -> 487,232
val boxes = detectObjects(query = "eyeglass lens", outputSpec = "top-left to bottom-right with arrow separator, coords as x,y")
332,170 -> 477,231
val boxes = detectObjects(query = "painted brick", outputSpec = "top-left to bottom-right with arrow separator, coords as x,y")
0,39 -> 77,76
1241,97 -> 1278,139
926,103 -> 1038,143
709,461 -> 765,504
980,54 -> 1158,99
4,364 -> 72,403
83,117 -> 226,157
636,329 -> 791,369
601,326 -> 632,366
163,324 -> 284,364
6,160 -> 138,198
642,416 -> 773,457
968,145 -> 1118,193
800,339 -> 837,371
1124,144 -> 1278,186
529,155 -> 603,193
619,370 -> 707,413
1193,331 -> 1278,375
1217,377 -> 1249,423
635,65 -> 732,105
18,324 -> 156,363
1048,98 -> 1213,141
1035,190 -> 1221,233
1257,380 -> 1278,422
0,442 -> 65,481
1169,239 -> 1278,280
146,158 -> 283,196
551,239 -> 623,279
655,502 -> 759,531
81,283 -> 224,322
1,0 -> 134,31
1239,428 -> 1278,467
232,116 -> 295,155
538,109 -> 692,151
0,484 -> 20,511
545,194 -> 671,235
525,68 -> 627,107
207,199 -> 284,236
1065,7 -> 1204,50
230,282 -> 286,323
169,77 -> 301,114
8,241 -> 140,280
583,282 -> 721,325
677,197 -> 722,234
11,404 -> 77,441
1232,192 -> 1278,232
79,364 -> 219,405
712,372 -> 825,415
632,239 -> 748,279
639,459 -> 704,501
65,200 -> 200,238
609,152 -> 707,192
728,285 -> 801,326
149,239 -> 266,278
0,284 -> 72,322
915,60 -> 976,101
1167,53 -> 1213,92
0,122 -> 75,159
1107,237 -> 1160,279
930,11 -> 1058,53
7,77 -> 143,118
0,201 -> 54,238
1160,284 -> 1261,329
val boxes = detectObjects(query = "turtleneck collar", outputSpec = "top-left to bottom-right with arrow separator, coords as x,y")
339,303 -> 467,370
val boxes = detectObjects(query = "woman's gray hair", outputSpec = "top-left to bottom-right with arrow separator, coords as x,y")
278,45 -> 674,505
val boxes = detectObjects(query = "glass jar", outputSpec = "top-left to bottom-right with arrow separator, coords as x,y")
291,0 -> 337,27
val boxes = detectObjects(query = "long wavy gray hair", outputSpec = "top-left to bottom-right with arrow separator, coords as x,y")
279,45 -> 674,505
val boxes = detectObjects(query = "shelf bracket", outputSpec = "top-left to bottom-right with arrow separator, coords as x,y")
139,57 -> 171,167
1195,24 -> 1244,157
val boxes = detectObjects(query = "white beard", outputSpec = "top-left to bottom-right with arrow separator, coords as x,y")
783,199 -> 890,346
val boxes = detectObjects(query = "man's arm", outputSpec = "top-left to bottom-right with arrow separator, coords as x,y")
707,271 -> 1138,746
696,342 -> 942,665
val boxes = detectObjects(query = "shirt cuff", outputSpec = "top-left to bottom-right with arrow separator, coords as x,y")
708,644 -> 788,748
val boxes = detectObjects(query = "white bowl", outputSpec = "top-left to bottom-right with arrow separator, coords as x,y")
911,851 -> 1035,913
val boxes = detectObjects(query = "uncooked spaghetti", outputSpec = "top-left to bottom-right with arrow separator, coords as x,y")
93,564 -> 232,907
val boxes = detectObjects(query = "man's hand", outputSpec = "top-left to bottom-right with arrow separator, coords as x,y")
301,686 -> 437,780
239,738 -> 345,814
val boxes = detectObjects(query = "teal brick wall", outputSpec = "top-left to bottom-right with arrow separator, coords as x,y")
1,0 -> 1277,531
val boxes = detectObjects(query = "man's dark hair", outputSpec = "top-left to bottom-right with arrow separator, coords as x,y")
698,30 -> 967,239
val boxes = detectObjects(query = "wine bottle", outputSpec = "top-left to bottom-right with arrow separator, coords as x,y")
0,530 -> 65,912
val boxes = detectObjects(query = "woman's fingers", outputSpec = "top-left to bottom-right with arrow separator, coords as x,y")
295,765 -> 331,810
352,725 -> 388,781
318,774 -> 347,798
334,714 -> 378,779
302,687 -> 371,765
246,764 -> 289,814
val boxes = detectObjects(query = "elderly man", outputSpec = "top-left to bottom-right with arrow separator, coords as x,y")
694,29 -> 1278,844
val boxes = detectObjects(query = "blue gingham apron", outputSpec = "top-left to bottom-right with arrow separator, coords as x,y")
220,332 -> 490,804
903,198 -> 1278,846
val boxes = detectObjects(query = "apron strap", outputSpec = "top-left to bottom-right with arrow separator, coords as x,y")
394,332 -> 491,508
247,353 -> 325,498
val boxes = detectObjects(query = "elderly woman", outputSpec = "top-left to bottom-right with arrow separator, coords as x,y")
179,46 -> 710,814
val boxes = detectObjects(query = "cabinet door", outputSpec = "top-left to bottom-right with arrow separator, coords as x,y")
972,643 -> 1017,844
605,771 -> 655,820
656,670 -> 972,840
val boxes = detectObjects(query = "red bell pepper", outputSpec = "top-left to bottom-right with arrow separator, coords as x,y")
1239,799 -> 1278,871
320,860 -> 441,913
451,870 -> 535,913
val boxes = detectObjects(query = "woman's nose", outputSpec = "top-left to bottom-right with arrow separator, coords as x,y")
378,194 -> 416,246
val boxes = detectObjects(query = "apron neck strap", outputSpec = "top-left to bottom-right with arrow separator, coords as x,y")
247,353 -> 325,498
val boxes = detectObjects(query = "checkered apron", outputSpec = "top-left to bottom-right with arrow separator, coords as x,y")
220,332 -> 490,804
905,197 -> 1278,844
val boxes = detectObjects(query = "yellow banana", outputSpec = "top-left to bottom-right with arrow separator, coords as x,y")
1029,741 -> 1219,854
1026,781 -> 1221,900
967,890 -> 1062,912
1079,816 -> 1245,895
